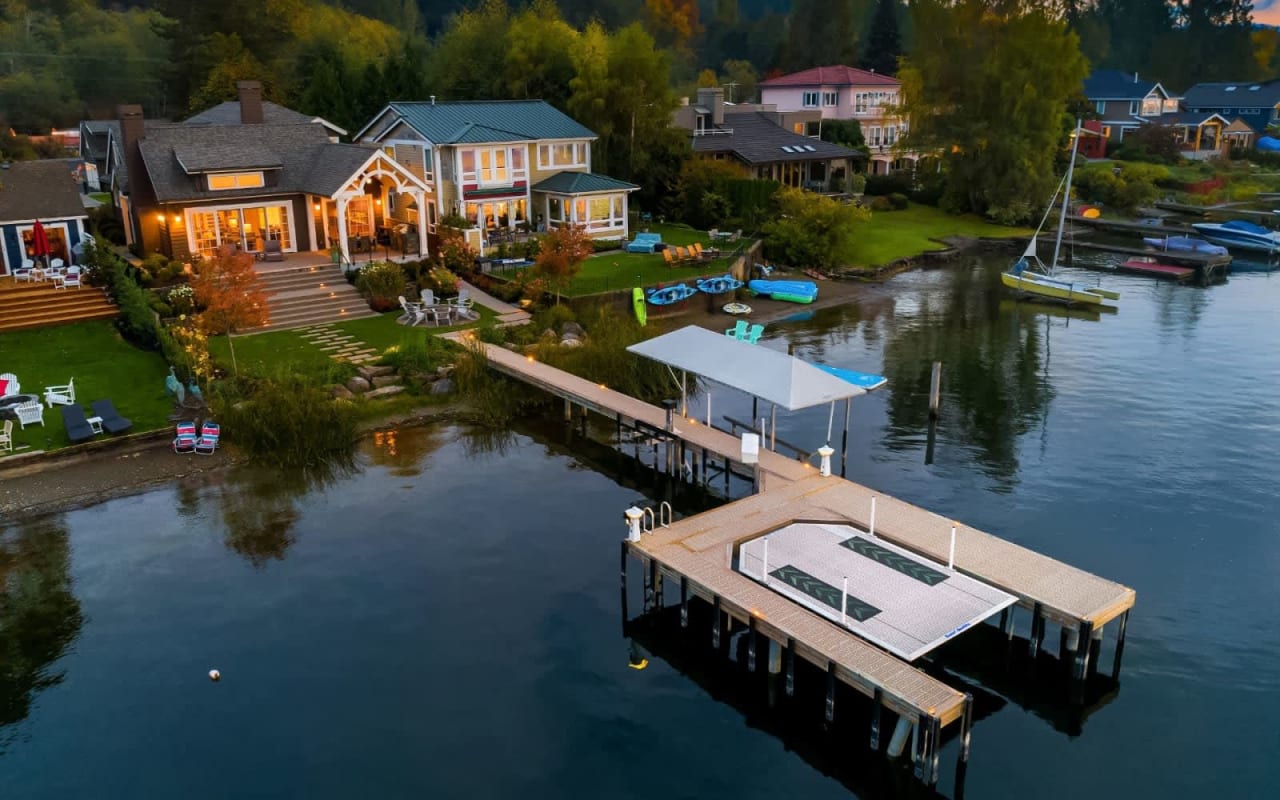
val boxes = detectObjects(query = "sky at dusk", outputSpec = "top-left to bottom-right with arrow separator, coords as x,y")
1257,0 -> 1280,27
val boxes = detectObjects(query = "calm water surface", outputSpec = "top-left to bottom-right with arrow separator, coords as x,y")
2,254 -> 1278,798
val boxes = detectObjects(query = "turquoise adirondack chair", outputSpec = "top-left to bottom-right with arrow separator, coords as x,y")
725,320 -> 749,340
746,323 -> 765,344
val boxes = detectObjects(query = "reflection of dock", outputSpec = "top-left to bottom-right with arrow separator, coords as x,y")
458,336 -> 1136,786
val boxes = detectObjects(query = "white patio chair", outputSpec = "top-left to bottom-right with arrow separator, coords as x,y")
0,373 -> 18,397
0,420 -> 12,453
451,288 -> 474,310
420,288 -> 436,306
56,266 -> 82,290
49,257 -> 65,270
398,295 -> 424,326
14,401 -> 44,429
13,259 -> 35,282
44,378 -> 75,408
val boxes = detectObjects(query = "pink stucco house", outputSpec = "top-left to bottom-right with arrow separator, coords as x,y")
760,65 -> 917,176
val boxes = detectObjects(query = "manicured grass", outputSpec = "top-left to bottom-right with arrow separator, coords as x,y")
0,320 -> 172,454
89,192 -> 112,204
209,306 -> 494,372
564,224 -> 753,296
849,203 -> 1030,267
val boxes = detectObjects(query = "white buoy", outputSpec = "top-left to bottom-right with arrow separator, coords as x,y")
208,669 -> 221,682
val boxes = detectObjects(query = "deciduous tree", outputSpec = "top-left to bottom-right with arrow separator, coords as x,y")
534,224 -> 593,304
191,245 -> 270,373
762,187 -> 870,269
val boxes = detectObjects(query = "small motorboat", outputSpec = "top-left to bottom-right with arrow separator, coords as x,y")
1191,220 -> 1280,254
695,274 -> 744,294
1141,235 -> 1228,256
646,283 -> 697,306
813,363 -> 887,391
748,279 -> 818,304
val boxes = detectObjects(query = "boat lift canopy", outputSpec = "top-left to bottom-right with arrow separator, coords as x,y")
627,326 -> 866,462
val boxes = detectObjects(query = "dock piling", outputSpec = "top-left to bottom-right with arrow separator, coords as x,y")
679,576 -> 689,628
1112,610 -> 1129,680
840,398 -> 851,478
785,637 -> 795,696
887,714 -> 911,758
711,595 -> 722,649
619,541 -> 628,621
1029,602 -> 1044,658
929,362 -> 942,418
768,638 -> 782,675
824,663 -> 836,722
747,616 -> 758,672
960,693 -> 974,763
870,688 -> 883,751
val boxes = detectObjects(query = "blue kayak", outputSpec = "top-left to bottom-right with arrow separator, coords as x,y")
695,274 -> 745,294
813,363 -> 887,391
748,279 -> 818,304
647,284 -> 697,305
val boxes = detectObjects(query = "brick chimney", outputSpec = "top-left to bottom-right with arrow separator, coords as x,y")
116,104 -> 152,205
697,87 -> 725,126
237,80 -> 264,124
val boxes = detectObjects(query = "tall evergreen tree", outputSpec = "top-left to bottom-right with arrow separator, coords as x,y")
861,0 -> 902,75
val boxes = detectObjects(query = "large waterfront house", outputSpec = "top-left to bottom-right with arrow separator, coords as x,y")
353,99 -> 638,252
758,65 -> 915,175
1182,80 -> 1280,143
0,159 -> 89,275
112,82 -> 432,264
1083,70 -> 1230,158
672,88 -> 861,194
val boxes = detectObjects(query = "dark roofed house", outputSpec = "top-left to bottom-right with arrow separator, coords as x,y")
1183,80 -> 1280,134
0,159 -> 90,274
355,99 -> 638,251
673,87 -> 861,194
1084,69 -> 1229,159
115,81 -> 431,265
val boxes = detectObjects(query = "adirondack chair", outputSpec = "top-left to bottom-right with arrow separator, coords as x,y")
746,323 -> 765,344
43,378 -> 75,408
725,319 -> 749,340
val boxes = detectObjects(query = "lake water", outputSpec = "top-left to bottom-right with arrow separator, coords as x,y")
2,254 -> 1278,798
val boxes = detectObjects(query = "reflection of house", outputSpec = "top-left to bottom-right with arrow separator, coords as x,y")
1084,70 -> 1228,158
354,100 -> 637,252
673,88 -> 860,194
1183,80 -> 1280,138
759,65 -> 914,175
0,159 -> 90,274
115,81 -> 431,264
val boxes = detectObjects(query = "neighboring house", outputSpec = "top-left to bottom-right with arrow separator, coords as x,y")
354,99 -> 638,251
759,65 -> 914,175
78,120 -> 115,190
1183,80 -> 1280,134
0,159 -> 90,275
673,88 -> 861,194
115,81 -> 432,264
1084,70 -> 1227,159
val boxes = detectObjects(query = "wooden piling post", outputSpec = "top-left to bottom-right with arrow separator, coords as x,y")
747,616 -> 758,672
1028,602 -> 1043,658
1111,610 -> 1129,680
785,637 -> 796,697
824,662 -> 836,722
960,692 -> 974,763
711,595 -> 721,649
679,576 -> 689,628
870,688 -> 883,751
619,541 -> 629,622
929,361 -> 942,418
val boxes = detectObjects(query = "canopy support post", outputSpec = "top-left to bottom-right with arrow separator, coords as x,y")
680,370 -> 687,418
826,400 -> 835,445
841,397 -> 852,477
770,404 -> 777,451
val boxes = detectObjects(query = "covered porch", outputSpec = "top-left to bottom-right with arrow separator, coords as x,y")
531,171 -> 638,242
755,157 -> 854,195
1162,112 -> 1230,160
320,150 -> 434,264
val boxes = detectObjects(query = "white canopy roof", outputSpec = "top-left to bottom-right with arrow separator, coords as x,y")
627,326 -> 865,411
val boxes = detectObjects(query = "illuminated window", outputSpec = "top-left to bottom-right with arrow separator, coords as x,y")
207,172 -> 265,190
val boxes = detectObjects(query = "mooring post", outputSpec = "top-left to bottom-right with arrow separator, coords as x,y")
1112,610 -> 1130,680
1028,602 -> 1044,658
870,688 -> 883,751
824,663 -> 836,722
643,557 -> 654,613
960,692 -> 974,763
840,397 -> 852,478
564,397 -> 572,422
619,540 -> 629,622
929,361 -> 942,418
1088,623 -> 1104,679
711,595 -> 722,649
747,616 -> 758,672
928,715 -> 942,786
768,638 -> 782,675
785,637 -> 796,696
679,575 -> 689,628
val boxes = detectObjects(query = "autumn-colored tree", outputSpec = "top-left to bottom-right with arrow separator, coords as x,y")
533,225 -> 593,304
190,245 -> 269,372
645,0 -> 702,50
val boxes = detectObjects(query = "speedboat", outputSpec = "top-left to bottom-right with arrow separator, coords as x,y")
748,279 -> 818,304
1190,220 -> 1280,254
646,283 -> 696,306
1141,235 -> 1228,256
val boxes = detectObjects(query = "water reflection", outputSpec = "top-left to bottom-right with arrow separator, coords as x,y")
219,461 -> 353,567
364,426 -> 449,477
0,517 -> 84,744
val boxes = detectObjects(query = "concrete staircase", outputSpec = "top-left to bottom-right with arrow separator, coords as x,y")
251,264 -> 379,333
0,279 -> 118,333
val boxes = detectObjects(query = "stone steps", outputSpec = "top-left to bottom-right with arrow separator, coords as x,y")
249,264 -> 374,332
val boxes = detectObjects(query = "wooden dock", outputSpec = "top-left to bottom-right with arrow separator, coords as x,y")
1066,214 -> 1195,236
454,336 -> 1137,783
1062,236 -> 1233,271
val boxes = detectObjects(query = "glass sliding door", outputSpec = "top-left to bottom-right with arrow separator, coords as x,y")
187,203 -> 296,259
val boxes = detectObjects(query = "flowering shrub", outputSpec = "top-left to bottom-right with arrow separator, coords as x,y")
354,261 -> 406,312
168,284 -> 197,316
426,265 -> 459,295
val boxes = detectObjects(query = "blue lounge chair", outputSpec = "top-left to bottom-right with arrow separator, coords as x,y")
725,319 -> 749,340
60,404 -> 95,444
626,232 -> 663,254
90,399 -> 132,435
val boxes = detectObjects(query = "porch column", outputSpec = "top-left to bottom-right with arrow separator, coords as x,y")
414,189 -> 429,257
336,195 -> 349,264
1194,125 -> 1203,153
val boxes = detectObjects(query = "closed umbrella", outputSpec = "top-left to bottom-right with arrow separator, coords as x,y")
30,219 -> 50,267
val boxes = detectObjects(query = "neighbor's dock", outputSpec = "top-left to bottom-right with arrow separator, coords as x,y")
1061,236 -> 1233,273
1066,214 -> 1196,236
454,337 -> 1136,784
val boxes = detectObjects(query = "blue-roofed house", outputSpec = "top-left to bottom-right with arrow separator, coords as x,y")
353,99 -> 637,252
1083,69 -> 1229,159
1183,80 -> 1280,140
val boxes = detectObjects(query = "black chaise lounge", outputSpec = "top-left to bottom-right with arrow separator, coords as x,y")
61,404 -> 95,443
90,399 -> 133,435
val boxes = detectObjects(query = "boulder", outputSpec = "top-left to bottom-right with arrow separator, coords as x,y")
364,385 -> 405,400
559,336 -> 583,348
562,321 -> 586,339
436,365 -> 455,379
430,378 -> 454,395
371,375 -> 400,389
358,364 -> 396,380
330,384 -> 355,400
346,376 -> 372,394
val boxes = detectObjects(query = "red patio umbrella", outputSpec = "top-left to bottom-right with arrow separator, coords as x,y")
30,219 -> 50,266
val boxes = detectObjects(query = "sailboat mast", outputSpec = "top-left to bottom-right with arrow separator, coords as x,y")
1049,118 -> 1083,273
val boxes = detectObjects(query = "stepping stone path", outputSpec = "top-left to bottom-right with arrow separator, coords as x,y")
296,323 -> 381,365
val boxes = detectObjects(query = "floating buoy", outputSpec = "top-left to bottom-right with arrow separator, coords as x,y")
208,669 -> 221,682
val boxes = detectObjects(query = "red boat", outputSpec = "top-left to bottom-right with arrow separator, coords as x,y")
1118,258 -> 1195,281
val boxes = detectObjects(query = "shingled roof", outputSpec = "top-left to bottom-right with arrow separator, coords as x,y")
1084,69 -> 1165,100
530,172 -> 638,194
0,159 -> 88,223
183,100 -> 347,135
1183,80 -> 1280,109
760,65 -> 899,88
691,113 -> 861,166
135,123 -> 384,203
365,100 -> 595,144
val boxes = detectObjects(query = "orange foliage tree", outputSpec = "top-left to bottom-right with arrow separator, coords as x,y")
190,245 -> 270,372
533,224 -> 593,304
645,0 -> 701,49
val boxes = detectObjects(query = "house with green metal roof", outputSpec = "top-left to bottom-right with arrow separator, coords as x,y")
355,99 -> 638,250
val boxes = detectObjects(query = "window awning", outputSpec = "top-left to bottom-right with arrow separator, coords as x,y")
627,325 -> 865,411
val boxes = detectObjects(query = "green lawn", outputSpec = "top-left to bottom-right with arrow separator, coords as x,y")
564,224 -> 752,296
209,306 -> 494,372
850,204 -> 1030,267
1,320 -> 173,455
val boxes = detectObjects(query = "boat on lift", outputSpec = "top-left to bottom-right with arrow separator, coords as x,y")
1190,220 -> 1280,255
1141,235 -> 1228,256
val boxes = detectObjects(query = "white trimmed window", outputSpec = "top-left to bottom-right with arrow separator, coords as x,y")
822,91 -> 838,107
802,91 -> 820,108
206,171 -> 265,190
854,93 -> 869,113
536,142 -> 588,170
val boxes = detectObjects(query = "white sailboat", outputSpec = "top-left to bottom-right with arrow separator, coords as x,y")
1001,120 -> 1120,310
